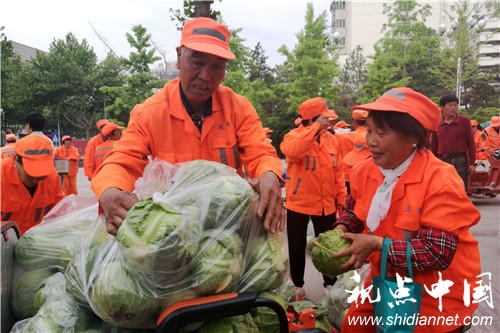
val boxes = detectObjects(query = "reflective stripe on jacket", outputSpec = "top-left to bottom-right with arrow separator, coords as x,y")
83,134 -> 104,178
54,145 -> 80,176
280,123 -> 346,216
93,140 -> 115,176
1,158 -> 64,234
91,79 -> 283,197
346,149 -> 480,332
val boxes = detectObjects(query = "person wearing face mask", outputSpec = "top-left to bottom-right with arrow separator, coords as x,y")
1,135 -> 64,234
91,17 -> 284,236
323,88 -> 481,333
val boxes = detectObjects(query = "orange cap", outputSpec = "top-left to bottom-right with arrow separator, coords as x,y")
352,110 -> 368,121
61,135 -> 72,142
180,17 -> 235,60
298,97 -> 338,121
470,120 -> 479,126
490,116 -> 500,127
96,119 -> 109,130
15,135 -> 55,177
352,87 -> 440,131
101,123 -> 124,137
6,133 -> 16,142
334,120 -> 351,130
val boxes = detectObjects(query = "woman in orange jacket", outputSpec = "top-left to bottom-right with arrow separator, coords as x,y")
54,135 -> 80,195
280,97 -> 347,299
318,88 -> 481,332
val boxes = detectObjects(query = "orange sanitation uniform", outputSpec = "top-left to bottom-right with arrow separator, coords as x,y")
91,79 -> 283,197
482,126 -> 500,157
1,158 -> 64,234
54,145 -> 80,195
84,134 -> 104,179
342,149 -> 481,333
280,122 -> 346,215
1,143 -> 16,159
93,140 -> 115,176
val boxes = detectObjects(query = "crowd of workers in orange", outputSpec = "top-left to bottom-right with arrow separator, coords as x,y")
1,17 -> 499,332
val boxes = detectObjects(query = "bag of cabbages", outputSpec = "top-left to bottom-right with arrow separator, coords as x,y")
60,159 -> 288,329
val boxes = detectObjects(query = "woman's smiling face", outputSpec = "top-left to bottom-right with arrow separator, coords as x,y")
365,116 -> 417,169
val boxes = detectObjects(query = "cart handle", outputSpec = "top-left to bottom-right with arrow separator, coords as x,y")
155,292 -> 288,333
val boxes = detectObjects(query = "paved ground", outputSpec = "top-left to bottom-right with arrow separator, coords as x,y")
75,167 -> 499,332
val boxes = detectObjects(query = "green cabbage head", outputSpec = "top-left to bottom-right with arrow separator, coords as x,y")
90,261 -> 158,328
311,229 -> 352,279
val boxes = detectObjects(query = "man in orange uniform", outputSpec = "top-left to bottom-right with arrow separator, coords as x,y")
1,135 -> 64,234
328,88 -> 480,332
91,18 -> 284,236
470,120 -> 488,160
54,135 -> 81,196
1,133 -> 17,159
482,116 -> 500,157
93,123 -> 123,175
84,119 -> 108,181
280,97 -> 347,299
337,109 -> 368,159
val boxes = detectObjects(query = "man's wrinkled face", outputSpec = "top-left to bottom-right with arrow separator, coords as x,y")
15,156 -> 47,188
441,101 -> 458,119
176,46 -> 226,106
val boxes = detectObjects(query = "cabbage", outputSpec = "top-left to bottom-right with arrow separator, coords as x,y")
172,160 -> 235,187
11,268 -> 57,320
311,229 -> 352,278
90,261 -> 159,328
117,199 -> 199,288
289,299 -> 330,332
250,291 -> 287,333
192,230 -> 242,295
15,224 -> 87,271
197,314 -> 259,333
238,232 -> 288,292
203,176 -> 255,231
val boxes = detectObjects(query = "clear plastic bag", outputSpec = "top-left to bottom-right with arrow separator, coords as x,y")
63,159 -> 288,329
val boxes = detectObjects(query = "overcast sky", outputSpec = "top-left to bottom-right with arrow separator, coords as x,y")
1,0 -> 333,67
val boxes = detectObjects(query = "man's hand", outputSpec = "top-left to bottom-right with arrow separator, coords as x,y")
315,114 -> 332,131
248,171 -> 285,234
99,187 -> 138,235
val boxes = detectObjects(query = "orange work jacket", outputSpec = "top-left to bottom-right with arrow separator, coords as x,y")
1,158 -> 64,234
482,126 -> 500,157
280,123 -> 346,216
91,79 -> 283,197
1,143 -> 16,159
54,145 -> 80,176
342,134 -> 370,182
343,149 -> 481,333
473,130 -> 488,160
84,134 -> 104,178
93,140 -> 115,176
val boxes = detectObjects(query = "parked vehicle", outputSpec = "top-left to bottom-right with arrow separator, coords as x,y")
468,149 -> 500,198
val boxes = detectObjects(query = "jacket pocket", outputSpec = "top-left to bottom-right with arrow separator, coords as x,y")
212,134 -> 239,167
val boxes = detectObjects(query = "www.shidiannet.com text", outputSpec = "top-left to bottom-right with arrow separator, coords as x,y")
347,313 -> 493,328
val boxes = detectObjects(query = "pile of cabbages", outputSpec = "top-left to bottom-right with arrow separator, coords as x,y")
10,159 -> 289,332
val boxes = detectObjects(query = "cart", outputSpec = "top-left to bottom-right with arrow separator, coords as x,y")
468,149 -> 500,197
156,292 -> 329,332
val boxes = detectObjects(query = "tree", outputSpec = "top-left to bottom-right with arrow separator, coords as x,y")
1,38 -> 27,131
169,0 -> 222,30
101,25 -> 165,125
360,0 -> 442,102
275,3 -> 339,139
336,46 -> 368,118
